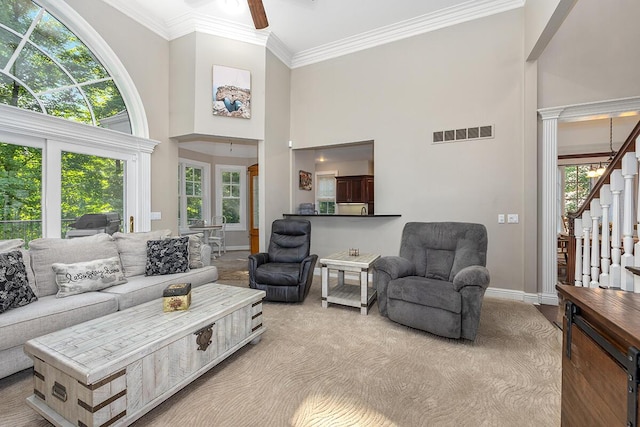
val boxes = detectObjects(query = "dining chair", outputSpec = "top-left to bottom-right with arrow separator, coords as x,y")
209,215 -> 226,256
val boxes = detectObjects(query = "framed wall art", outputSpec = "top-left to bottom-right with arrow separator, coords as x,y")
299,170 -> 312,191
212,65 -> 251,119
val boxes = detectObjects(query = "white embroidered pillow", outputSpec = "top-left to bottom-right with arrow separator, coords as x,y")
52,256 -> 127,298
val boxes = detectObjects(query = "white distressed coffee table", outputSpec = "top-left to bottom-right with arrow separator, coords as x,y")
320,251 -> 380,315
24,283 -> 265,427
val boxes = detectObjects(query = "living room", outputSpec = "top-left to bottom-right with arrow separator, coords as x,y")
1,0 -> 640,425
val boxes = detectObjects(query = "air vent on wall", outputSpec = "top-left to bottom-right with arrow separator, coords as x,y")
432,125 -> 494,144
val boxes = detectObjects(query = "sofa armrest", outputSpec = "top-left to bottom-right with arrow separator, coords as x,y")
248,252 -> 269,286
452,265 -> 490,292
373,256 -> 415,316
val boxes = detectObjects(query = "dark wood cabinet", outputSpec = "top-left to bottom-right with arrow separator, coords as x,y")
336,175 -> 373,204
556,285 -> 640,427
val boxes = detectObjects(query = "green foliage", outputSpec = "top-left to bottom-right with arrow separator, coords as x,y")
0,0 -> 130,130
61,151 -> 124,222
0,142 -> 41,220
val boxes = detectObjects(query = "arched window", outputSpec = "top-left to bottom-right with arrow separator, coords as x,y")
0,0 -> 156,239
0,0 -> 132,133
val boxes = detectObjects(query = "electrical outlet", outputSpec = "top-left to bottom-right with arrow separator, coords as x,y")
507,214 -> 519,224
498,214 -> 505,224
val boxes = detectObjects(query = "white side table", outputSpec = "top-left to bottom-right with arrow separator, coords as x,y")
320,251 -> 380,315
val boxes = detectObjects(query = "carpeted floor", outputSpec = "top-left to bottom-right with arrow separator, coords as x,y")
0,252 -> 562,426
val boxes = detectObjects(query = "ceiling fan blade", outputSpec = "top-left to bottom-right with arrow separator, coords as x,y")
247,0 -> 269,29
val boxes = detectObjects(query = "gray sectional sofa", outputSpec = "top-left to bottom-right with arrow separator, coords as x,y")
0,230 -> 218,379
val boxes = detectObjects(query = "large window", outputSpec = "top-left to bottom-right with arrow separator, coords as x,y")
178,159 -> 210,228
216,165 -> 246,231
0,0 -> 131,132
563,164 -> 593,215
0,0 -> 155,239
0,141 -> 41,241
316,171 -> 337,214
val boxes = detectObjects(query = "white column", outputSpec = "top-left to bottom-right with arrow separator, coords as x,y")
610,170 -> 624,288
574,218 -> 583,287
582,210 -> 592,286
599,186 -> 612,287
590,199 -> 602,288
621,152 -> 638,291
540,112 -> 562,298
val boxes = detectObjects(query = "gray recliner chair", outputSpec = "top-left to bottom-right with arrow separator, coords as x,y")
373,222 -> 490,340
248,219 -> 318,302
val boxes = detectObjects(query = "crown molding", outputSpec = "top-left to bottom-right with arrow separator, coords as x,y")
166,12 -> 270,46
102,0 -> 524,69
290,0 -> 525,68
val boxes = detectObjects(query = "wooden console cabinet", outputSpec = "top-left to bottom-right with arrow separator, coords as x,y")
556,285 -> 640,426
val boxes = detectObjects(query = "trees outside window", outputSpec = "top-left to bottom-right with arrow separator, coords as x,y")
0,142 -> 42,241
563,164 -> 593,215
178,160 -> 210,228
216,165 -> 246,231
0,0 -> 131,132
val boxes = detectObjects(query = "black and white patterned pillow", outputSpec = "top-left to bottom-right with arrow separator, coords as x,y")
145,236 -> 190,276
0,250 -> 37,314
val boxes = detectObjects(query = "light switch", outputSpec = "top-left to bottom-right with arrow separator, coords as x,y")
150,212 -> 161,220
498,214 -> 505,224
507,213 -> 519,224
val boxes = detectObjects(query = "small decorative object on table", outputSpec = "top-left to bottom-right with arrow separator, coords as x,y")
163,282 -> 191,312
348,248 -> 360,256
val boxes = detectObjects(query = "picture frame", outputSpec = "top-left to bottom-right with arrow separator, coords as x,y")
212,65 -> 251,119
299,170 -> 312,191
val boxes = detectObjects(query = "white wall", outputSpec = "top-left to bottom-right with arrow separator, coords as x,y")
289,9 -> 527,292
65,0 -> 176,232
538,0 -> 640,108
262,50 -> 292,249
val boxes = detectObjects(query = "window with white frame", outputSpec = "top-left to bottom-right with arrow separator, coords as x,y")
216,164 -> 246,231
316,171 -> 337,214
178,159 -> 210,228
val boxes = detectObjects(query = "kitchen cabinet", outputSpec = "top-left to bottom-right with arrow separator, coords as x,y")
336,175 -> 373,203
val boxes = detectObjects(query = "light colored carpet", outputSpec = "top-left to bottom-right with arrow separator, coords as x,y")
0,256 -> 561,426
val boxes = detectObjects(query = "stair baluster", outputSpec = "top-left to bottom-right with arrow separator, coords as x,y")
590,199 -> 602,288
574,218 -> 583,287
599,186 -> 612,287
621,152 -> 637,291
609,170 -> 624,288
582,210 -> 592,287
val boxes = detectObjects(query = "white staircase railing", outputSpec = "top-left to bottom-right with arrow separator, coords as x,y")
571,149 -> 640,292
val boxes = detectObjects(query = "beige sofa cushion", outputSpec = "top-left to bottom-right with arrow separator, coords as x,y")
112,230 -> 171,277
29,233 -> 120,297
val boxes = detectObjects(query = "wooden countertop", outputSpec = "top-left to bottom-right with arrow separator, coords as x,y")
283,214 -> 401,218
556,284 -> 640,351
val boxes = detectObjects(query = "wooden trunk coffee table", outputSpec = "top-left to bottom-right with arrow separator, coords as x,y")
320,251 -> 380,315
24,283 -> 265,427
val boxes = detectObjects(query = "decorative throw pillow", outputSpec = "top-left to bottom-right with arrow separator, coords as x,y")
52,256 -> 127,298
186,233 -> 204,269
0,250 -> 37,314
112,230 -> 172,277
146,236 -> 190,276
